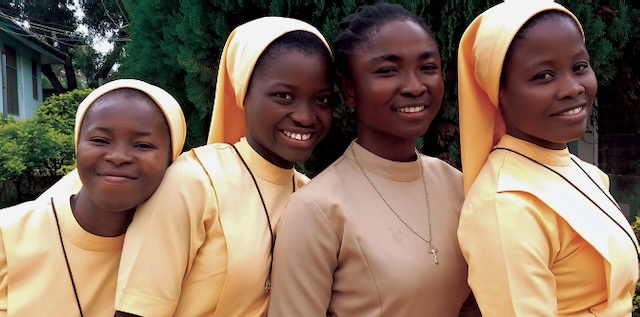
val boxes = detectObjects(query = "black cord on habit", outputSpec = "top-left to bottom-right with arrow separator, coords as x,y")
228,143 -> 295,292
51,197 -> 84,317
493,147 -> 640,255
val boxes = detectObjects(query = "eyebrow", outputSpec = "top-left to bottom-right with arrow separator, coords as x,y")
93,126 -> 153,136
370,50 -> 439,64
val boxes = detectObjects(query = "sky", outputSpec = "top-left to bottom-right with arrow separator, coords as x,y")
71,0 -> 114,55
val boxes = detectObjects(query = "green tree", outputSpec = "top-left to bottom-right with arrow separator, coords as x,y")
120,0 -> 640,176
0,0 -> 129,91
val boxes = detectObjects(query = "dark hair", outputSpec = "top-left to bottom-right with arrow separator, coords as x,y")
250,30 -> 333,85
92,88 -> 157,108
333,2 -> 438,79
502,10 -> 582,83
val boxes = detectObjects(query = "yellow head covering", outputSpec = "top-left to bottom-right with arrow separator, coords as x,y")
75,78 -> 187,160
207,16 -> 331,144
37,79 -> 186,202
458,0 -> 583,193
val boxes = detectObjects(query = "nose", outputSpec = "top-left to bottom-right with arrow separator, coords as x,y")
400,71 -> 427,96
559,75 -> 586,99
105,143 -> 133,165
290,102 -> 315,127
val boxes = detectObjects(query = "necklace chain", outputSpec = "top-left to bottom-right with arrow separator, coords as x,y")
229,143 -> 295,292
350,146 -> 439,265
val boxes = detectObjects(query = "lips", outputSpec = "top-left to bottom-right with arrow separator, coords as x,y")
98,171 -> 137,183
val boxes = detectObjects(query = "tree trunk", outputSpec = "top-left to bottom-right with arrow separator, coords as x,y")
41,64 -> 66,94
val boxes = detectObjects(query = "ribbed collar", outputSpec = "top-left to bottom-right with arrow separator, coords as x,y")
236,137 -> 295,185
52,194 -> 124,252
495,135 -> 571,167
345,140 -> 422,182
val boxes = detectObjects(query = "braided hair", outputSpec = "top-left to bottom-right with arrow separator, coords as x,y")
333,2 -> 437,79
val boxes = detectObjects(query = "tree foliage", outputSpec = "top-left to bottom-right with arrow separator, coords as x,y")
0,89 -> 86,204
0,0 -> 128,91
119,0 -> 640,176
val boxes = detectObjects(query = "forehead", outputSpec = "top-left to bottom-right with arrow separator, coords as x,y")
251,50 -> 330,84
82,93 -> 165,128
516,15 -> 583,51
355,19 -> 438,59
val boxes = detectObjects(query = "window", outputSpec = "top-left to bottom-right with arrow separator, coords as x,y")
31,59 -> 38,99
3,45 -> 18,115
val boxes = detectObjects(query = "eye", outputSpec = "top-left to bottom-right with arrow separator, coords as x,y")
316,95 -> 331,104
573,62 -> 590,72
421,63 -> 439,72
374,67 -> 397,75
274,92 -> 293,100
134,142 -> 156,149
532,71 -> 554,81
89,137 -> 109,145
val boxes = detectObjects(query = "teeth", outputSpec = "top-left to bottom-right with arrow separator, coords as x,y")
561,107 -> 583,116
397,105 -> 425,113
283,130 -> 312,141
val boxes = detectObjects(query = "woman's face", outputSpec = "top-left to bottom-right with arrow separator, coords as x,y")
244,50 -> 334,168
345,19 -> 444,155
76,93 -> 172,213
499,15 -> 598,149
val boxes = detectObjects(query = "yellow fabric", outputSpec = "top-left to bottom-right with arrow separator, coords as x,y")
74,78 -> 186,159
457,0 -> 582,194
0,194 -> 124,316
269,141 -> 479,316
116,138 -> 308,316
207,17 -> 331,144
36,79 -> 187,202
458,135 -> 639,316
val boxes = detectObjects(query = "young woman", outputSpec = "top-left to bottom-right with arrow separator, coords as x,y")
457,1 -> 639,315
0,79 -> 186,316
113,17 -> 334,317
268,3 -> 479,316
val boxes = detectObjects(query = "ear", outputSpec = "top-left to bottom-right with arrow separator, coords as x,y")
340,77 -> 356,109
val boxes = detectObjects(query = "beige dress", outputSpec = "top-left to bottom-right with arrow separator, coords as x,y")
268,141 -> 476,316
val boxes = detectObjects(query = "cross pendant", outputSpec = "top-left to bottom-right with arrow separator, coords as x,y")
428,247 -> 439,265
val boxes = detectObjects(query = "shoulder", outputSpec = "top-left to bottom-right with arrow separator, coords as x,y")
0,200 -> 43,228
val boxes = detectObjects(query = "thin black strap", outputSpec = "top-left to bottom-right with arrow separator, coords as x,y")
51,197 -> 84,317
228,143 -> 276,292
493,147 -> 640,253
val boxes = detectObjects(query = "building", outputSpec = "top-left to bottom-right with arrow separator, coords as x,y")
0,13 -> 65,120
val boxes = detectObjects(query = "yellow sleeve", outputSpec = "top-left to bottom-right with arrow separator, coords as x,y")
0,230 -> 6,317
458,191 -> 559,317
116,153 -> 217,317
268,193 -> 339,316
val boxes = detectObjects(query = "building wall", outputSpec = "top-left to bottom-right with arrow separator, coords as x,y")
0,32 -> 44,120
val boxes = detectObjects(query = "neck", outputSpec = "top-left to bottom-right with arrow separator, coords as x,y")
70,190 -> 135,237
245,136 -> 294,169
356,135 -> 418,162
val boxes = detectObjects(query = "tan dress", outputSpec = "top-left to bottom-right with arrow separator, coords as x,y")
268,141 -> 476,316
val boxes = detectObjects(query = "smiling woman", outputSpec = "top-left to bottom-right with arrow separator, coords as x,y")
112,17 -> 334,317
267,3 -> 479,316
0,79 -> 186,316
457,1 -> 639,316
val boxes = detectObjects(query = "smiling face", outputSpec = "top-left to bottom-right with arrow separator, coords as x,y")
243,49 -> 333,168
344,19 -> 444,159
76,91 -> 171,213
499,12 -> 598,149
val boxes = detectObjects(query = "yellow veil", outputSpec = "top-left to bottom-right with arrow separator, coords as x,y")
457,0 -> 582,193
206,16 -> 331,145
